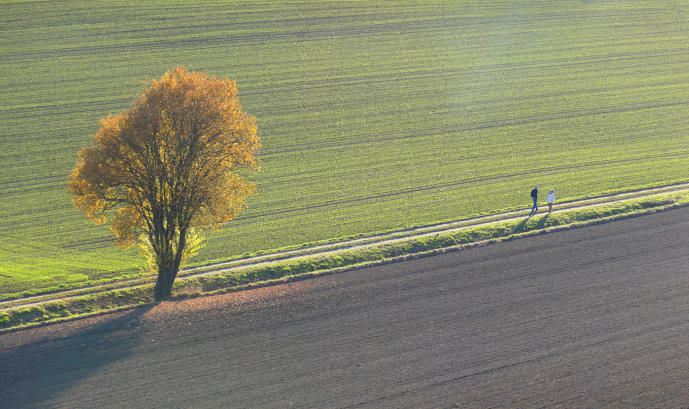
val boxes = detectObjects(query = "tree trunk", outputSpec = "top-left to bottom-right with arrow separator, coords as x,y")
154,260 -> 178,301
153,224 -> 188,301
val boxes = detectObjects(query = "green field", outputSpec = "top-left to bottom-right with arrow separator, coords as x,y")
2,1 -> 689,298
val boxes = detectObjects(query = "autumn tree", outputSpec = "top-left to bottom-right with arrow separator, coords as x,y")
69,67 -> 260,300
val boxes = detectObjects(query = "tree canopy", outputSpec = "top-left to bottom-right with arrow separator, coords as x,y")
69,66 -> 260,300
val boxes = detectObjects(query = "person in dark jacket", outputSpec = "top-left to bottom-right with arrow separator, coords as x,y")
530,185 -> 538,215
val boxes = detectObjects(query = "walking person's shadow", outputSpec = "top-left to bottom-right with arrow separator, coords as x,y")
520,211 -> 550,232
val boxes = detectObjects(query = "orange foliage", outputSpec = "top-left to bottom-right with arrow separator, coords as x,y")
69,66 -> 260,252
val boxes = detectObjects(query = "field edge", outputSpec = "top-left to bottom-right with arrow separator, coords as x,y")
2,189 -> 688,333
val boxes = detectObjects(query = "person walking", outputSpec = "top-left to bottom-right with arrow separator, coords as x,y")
530,185 -> 538,215
547,189 -> 555,213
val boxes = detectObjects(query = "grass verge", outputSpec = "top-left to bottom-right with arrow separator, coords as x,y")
3,191 -> 688,332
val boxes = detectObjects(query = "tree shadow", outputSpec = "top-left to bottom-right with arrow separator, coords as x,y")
0,305 -> 153,408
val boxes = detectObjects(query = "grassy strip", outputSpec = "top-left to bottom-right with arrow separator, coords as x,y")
181,182 -> 689,275
0,269 -> 146,302
0,286 -> 154,331
5,179 -> 687,302
183,192 -> 689,294
3,191 -> 688,331
6,184 -> 684,304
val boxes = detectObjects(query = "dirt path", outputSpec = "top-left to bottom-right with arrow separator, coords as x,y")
3,182 -> 689,311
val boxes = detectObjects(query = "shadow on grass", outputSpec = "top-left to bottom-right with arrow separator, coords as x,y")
516,213 -> 552,233
515,215 -> 530,233
0,305 -> 153,408
535,213 -> 551,229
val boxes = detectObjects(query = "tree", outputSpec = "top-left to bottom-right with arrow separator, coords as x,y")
69,67 -> 260,300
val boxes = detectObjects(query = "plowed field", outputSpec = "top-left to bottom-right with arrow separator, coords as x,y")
2,207 -> 689,407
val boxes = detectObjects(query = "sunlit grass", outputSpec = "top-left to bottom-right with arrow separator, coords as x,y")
1,0 -> 688,297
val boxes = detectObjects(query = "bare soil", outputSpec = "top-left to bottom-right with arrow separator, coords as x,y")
2,207 -> 689,408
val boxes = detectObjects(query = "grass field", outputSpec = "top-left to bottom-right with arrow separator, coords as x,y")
2,1 -> 689,298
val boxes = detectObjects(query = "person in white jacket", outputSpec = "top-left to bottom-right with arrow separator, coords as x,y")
547,189 -> 555,213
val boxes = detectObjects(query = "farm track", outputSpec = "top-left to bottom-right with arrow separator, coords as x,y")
3,204 -> 689,407
3,182 -> 689,312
